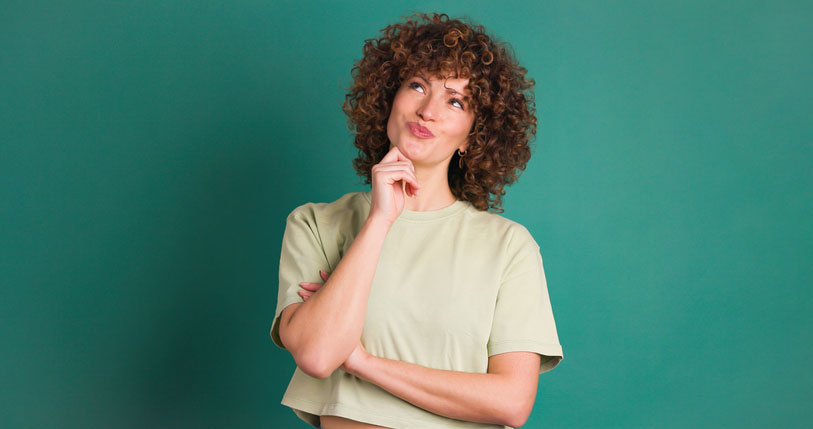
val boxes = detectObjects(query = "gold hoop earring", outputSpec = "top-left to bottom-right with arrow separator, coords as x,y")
457,149 -> 467,169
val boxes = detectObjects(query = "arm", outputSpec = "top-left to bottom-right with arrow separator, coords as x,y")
278,216 -> 390,378
346,345 -> 541,428
298,285 -> 541,427
294,265 -> 547,426
277,147 -> 419,379
295,257 -> 545,427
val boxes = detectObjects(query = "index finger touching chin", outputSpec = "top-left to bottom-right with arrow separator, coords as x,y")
393,147 -> 413,164
385,145 -> 415,164
381,145 -> 403,163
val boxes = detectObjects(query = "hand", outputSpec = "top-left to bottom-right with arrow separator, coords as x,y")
369,146 -> 421,226
298,269 -> 329,301
340,340 -> 370,376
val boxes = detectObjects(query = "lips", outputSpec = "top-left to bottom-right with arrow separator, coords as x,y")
407,122 -> 434,138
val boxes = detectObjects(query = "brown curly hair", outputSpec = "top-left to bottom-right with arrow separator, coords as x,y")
343,13 -> 537,212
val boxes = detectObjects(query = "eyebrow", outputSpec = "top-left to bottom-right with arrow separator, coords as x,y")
415,72 -> 468,97
444,85 -> 463,96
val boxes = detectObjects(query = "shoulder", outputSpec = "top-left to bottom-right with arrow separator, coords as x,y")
460,205 -> 540,252
286,191 -> 370,229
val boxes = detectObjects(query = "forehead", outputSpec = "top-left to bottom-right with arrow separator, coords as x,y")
411,70 -> 471,93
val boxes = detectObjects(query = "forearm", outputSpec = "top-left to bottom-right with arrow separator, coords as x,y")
350,355 -> 521,427
282,216 -> 390,375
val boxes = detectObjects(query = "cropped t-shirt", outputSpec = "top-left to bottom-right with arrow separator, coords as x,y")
271,192 -> 563,429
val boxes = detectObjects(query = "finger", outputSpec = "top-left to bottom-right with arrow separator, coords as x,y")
320,270 -> 329,281
383,171 -> 420,192
391,147 -> 414,165
299,281 -> 322,292
380,145 -> 404,163
404,180 -> 419,198
383,146 -> 416,169
405,181 -> 417,198
377,166 -> 419,186
406,182 -> 417,198
299,290 -> 312,301
372,162 -> 417,176
376,161 -> 415,173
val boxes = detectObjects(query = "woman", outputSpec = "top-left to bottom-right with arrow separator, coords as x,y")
271,13 -> 563,429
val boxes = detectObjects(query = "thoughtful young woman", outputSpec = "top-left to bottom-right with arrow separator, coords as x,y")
271,13 -> 563,429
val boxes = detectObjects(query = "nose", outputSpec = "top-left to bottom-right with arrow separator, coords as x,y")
416,96 -> 437,121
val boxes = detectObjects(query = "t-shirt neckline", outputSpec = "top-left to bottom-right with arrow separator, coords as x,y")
361,191 -> 468,222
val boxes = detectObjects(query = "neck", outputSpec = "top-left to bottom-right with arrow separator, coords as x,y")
403,163 -> 457,211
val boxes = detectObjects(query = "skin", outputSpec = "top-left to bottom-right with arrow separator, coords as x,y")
277,72 -> 541,428
385,72 -> 475,212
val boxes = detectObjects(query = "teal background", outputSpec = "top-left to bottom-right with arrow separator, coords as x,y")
1,0 -> 810,427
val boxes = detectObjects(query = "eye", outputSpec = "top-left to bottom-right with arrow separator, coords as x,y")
449,98 -> 465,110
408,81 -> 425,93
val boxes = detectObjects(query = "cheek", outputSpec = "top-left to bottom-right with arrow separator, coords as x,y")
450,116 -> 474,139
386,92 -> 408,141
386,117 -> 394,141
386,109 -> 399,143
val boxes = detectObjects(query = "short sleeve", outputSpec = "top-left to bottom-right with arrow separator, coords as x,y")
270,205 -> 330,349
487,243 -> 563,373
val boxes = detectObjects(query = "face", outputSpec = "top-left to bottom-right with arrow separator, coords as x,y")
386,71 -> 475,168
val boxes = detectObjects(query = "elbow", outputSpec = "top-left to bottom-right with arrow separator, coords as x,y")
502,400 -> 533,428
277,307 -> 346,379
504,414 -> 530,429
294,349 -> 338,379
298,361 -> 333,379
278,318 -> 334,378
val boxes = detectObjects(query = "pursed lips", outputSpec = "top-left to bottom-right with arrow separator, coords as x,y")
407,122 -> 434,138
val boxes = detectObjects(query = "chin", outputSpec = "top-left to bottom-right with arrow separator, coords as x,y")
397,135 -> 432,158
392,140 -> 416,160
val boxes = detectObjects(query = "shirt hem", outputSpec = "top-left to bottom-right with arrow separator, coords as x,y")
271,299 -> 304,349
487,340 -> 564,374
281,395 -> 509,429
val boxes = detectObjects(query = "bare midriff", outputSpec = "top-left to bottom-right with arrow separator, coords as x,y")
320,415 -> 392,429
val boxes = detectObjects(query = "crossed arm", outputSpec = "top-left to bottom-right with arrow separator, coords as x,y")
284,269 -> 541,428
276,214 -> 541,427
346,344 -> 540,428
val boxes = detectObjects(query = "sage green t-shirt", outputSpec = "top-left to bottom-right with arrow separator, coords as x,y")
271,192 -> 563,429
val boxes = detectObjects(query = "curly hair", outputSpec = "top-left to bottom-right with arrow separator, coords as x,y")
342,13 -> 537,212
